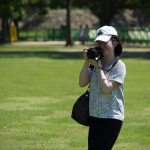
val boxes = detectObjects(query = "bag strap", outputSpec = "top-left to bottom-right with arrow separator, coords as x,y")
86,84 -> 90,92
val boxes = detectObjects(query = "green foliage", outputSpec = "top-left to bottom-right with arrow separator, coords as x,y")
0,0 -> 51,43
0,45 -> 150,149
0,0 -> 50,19
0,0 -> 26,18
50,0 -> 66,9
72,0 -> 150,25
27,0 -> 51,15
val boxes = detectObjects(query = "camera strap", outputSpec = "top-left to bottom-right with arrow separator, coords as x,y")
99,57 -> 119,72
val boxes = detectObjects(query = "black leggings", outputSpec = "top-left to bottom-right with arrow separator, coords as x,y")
88,117 -> 123,150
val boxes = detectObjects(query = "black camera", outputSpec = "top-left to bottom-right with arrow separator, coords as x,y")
87,47 -> 103,60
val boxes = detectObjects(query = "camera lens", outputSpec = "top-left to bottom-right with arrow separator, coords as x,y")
87,47 -> 103,59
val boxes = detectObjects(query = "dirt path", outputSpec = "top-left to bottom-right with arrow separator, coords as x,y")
10,41 -> 150,58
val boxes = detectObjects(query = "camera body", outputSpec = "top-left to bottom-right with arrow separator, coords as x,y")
87,47 -> 103,60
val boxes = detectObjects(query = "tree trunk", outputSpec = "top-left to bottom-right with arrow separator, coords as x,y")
66,0 -> 73,46
1,18 -> 10,43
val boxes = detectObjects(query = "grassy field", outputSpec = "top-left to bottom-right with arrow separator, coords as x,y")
0,44 -> 150,150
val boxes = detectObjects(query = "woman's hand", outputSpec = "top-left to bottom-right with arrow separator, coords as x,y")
88,57 -> 102,68
83,48 -> 89,61
83,48 -> 102,68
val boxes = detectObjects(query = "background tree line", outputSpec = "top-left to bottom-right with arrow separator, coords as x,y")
0,0 -> 150,45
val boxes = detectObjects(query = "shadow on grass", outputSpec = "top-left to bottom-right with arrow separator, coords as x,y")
0,51 -> 150,59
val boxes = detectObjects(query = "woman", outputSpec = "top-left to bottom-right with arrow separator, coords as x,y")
79,25 -> 126,150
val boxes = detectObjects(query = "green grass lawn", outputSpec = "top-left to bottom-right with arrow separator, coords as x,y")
0,44 -> 150,150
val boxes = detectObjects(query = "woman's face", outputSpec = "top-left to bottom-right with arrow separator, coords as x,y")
96,39 -> 115,57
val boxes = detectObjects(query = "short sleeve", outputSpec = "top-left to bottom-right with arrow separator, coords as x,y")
108,60 -> 126,84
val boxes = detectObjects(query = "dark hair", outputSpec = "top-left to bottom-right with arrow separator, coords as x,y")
111,35 -> 122,56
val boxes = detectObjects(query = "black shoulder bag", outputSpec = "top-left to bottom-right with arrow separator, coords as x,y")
71,85 -> 90,126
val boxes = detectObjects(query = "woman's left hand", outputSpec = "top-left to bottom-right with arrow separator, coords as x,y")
88,58 -> 101,68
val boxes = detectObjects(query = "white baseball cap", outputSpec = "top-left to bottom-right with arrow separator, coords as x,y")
94,25 -> 118,42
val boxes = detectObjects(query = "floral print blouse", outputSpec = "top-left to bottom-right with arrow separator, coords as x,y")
89,60 -> 126,121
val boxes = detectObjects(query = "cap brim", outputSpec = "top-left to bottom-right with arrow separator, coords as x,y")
94,35 -> 111,42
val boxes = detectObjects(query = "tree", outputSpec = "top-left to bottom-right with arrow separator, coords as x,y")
27,0 -> 50,15
0,0 -> 17,42
66,0 -> 73,46
73,0 -> 150,26
0,0 -> 50,43
0,0 -> 29,43
50,0 -> 73,46
72,0 -> 127,26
